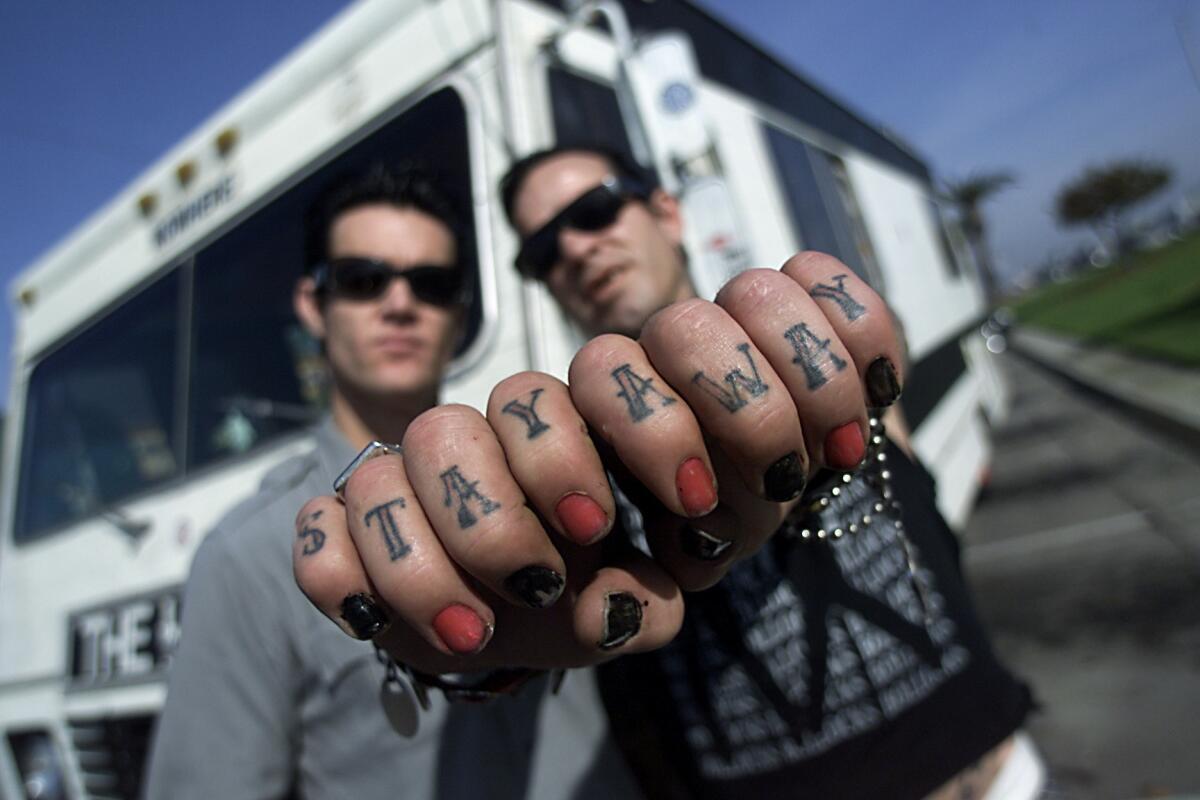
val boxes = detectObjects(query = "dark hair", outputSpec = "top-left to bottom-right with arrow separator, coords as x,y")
304,161 -> 468,272
499,144 -> 658,229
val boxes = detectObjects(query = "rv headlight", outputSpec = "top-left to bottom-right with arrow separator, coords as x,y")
6,730 -> 68,800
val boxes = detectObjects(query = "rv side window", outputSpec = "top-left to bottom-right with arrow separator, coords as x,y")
187,86 -> 478,470
764,125 -> 883,290
15,273 -> 182,541
826,155 -> 883,289
548,67 -> 635,158
927,198 -> 964,278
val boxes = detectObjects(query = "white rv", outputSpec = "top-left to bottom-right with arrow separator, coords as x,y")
0,1 -> 1000,797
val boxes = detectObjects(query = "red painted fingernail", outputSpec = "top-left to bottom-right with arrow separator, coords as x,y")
433,604 -> 491,655
555,492 -> 610,545
676,457 -> 718,517
824,422 -> 866,470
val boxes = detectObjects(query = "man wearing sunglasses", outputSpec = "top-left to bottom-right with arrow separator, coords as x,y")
293,148 -> 1039,799
147,163 -> 649,799
497,146 -> 1039,799
510,171 -> 693,339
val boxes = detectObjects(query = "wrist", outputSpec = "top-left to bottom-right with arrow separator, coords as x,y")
374,644 -> 560,709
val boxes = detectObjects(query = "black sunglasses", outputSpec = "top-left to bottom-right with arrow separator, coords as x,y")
515,175 -> 648,280
313,257 -> 466,306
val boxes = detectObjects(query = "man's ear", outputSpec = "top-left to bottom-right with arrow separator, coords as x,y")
646,188 -> 684,247
293,276 -> 327,341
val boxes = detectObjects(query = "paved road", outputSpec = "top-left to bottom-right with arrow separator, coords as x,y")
962,353 -> 1200,799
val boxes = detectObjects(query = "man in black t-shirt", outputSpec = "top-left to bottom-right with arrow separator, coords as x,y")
299,146 -> 1040,799
496,146 -> 1038,799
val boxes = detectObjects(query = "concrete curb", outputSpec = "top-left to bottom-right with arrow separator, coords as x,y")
1009,328 -> 1200,455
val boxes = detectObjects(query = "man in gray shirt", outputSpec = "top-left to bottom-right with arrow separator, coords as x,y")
144,164 -> 645,799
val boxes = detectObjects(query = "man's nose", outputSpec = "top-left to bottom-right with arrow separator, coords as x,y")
557,227 -> 600,266
378,273 -> 418,313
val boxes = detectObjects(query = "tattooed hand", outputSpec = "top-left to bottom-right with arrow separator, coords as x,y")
292,252 -> 901,670
293,392 -> 684,674
562,252 -> 904,590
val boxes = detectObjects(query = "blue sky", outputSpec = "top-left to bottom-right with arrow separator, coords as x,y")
2,0 -> 1198,407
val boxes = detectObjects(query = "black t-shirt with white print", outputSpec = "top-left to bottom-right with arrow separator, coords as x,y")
598,442 -> 1033,800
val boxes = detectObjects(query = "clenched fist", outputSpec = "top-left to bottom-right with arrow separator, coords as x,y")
293,253 -> 904,674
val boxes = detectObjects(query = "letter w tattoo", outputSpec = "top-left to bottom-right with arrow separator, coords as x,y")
440,466 -> 501,529
692,343 -> 769,412
810,274 -> 866,321
502,388 -> 551,439
363,498 -> 412,561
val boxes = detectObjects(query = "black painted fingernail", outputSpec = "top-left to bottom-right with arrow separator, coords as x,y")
680,525 -> 735,561
599,592 -> 643,650
340,593 -> 390,640
866,357 -> 902,407
763,451 -> 807,502
505,565 -> 566,609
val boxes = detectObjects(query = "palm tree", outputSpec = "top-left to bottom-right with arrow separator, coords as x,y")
1056,159 -> 1171,259
941,172 -> 1015,306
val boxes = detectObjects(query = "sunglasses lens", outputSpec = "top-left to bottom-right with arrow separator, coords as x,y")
516,186 -> 627,279
518,232 -> 559,279
405,267 -> 464,306
326,259 -> 463,305
331,259 -> 389,300
565,187 -> 625,232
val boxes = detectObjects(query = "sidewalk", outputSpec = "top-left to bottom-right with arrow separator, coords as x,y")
965,353 -> 1200,798
1010,327 -> 1200,446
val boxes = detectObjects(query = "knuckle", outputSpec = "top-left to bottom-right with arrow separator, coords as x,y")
642,298 -> 719,345
781,250 -> 845,279
569,334 -> 639,382
493,370 -> 555,398
488,372 -> 563,418
404,403 -> 486,450
295,495 -> 335,528
715,268 -> 788,313
343,455 -> 404,503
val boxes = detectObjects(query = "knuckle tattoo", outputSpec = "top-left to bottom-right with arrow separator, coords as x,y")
362,498 -> 412,561
691,343 -> 769,413
501,388 -> 551,440
439,466 -> 501,529
784,323 -> 848,390
810,273 -> 867,321
611,363 -> 677,422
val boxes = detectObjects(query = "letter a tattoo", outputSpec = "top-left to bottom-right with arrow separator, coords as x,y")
783,322 -> 847,390
440,466 -> 501,529
810,274 -> 866,321
692,343 -> 769,412
612,363 -> 676,422
502,388 -> 551,439
363,498 -> 412,561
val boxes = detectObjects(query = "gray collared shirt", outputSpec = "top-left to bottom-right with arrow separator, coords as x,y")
145,418 -> 640,800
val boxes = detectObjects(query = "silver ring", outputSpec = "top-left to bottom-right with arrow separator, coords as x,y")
334,441 -> 404,499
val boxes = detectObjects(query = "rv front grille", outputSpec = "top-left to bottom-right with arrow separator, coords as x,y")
67,715 -> 155,800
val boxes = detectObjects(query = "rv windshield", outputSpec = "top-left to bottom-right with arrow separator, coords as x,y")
14,87 -> 476,542
15,273 -> 183,539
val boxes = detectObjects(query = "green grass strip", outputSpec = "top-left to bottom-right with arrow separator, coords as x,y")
1014,232 -> 1200,364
